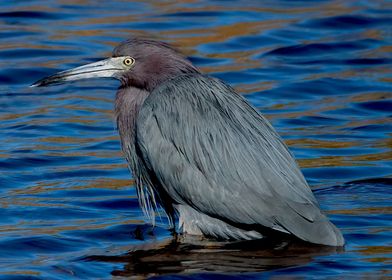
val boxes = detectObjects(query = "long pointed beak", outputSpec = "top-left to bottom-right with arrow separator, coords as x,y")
31,57 -> 130,87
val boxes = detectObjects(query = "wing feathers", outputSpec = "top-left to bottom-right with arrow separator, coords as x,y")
136,74 -> 344,246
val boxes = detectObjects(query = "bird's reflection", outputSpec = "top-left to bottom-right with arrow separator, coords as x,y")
85,234 -> 343,277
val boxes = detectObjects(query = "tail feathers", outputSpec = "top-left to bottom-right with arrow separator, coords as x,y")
278,214 -> 345,246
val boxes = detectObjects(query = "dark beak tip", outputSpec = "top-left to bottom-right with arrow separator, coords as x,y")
30,77 -> 55,88
30,77 -> 47,87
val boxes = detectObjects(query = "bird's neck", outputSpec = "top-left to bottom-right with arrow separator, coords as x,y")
115,86 -> 149,161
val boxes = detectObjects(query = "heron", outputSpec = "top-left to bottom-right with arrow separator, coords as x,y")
31,37 -> 344,246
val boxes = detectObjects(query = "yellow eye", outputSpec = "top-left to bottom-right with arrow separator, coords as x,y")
123,57 -> 135,66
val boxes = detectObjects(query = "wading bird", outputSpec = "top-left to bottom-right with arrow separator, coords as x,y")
32,37 -> 344,246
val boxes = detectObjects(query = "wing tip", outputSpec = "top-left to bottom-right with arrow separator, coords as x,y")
278,213 -> 345,247
306,219 -> 345,247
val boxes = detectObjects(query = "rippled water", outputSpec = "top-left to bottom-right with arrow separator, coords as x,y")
0,0 -> 391,278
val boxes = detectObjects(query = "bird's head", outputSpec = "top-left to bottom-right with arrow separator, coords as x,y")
31,37 -> 199,92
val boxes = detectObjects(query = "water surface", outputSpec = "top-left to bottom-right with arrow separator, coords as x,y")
0,0 -> 391,279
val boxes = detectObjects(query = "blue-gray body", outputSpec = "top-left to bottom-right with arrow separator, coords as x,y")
116,73 -> 344,246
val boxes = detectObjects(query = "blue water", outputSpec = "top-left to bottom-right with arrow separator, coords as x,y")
0,0 -> 391,278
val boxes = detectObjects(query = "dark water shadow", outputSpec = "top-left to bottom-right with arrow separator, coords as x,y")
84,235 -> 342,277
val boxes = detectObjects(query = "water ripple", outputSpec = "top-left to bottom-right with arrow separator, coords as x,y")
0,0 -> 391,278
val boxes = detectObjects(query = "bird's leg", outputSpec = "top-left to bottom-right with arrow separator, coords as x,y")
169,226 -> 178,240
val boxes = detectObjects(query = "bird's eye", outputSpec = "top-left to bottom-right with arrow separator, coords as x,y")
123,57 -> 135,66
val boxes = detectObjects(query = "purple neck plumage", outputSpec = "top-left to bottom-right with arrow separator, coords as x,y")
113,38 -> 200,160
115,87 -> 149,157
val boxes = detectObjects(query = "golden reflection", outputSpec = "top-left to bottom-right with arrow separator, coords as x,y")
62,106 -> 111,115
360,246 -> 391,263
0,271 -> 40,276
0,218 -> 144,236
45,150 -> 122,159
373,138 -> 392,149
65,15 -> 140,26
297,149 -> 390,168
235,81 -> 275,95
199,58 -> 262,75
361,29 -> 385,41
348,91 -> 390,103
53,94 -> 114,104
7,178 -> 133,198
50,29 -> 113,41
328,206 -> 392,215
0,42 -> 74,52
380,77 -> 392,83
1,116 -> 109,127
50,162 -> 127,171
286,139 -> 359,149
39,135 -> 117,144
357,246 -> 392,257
167,19 -> 292,49
298,156 -> 362,169
262,90 -> 391,133
78,178 -> 134,190
305,65 -> 391,81
378,45 -> 392,54
351,152 -> 392,162
0,106 -> 53,122
147,0 -> 355,16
